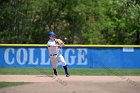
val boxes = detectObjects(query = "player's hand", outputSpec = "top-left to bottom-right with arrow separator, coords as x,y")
55,39 -> 64,48
55,39 -> 64,45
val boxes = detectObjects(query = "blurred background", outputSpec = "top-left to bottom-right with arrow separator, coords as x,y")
0,0 -> 140,44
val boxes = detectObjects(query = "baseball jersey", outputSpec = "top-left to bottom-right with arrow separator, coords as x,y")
47,39 -> 61,55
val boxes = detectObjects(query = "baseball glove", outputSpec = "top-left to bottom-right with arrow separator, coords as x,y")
55,39 -> 64,48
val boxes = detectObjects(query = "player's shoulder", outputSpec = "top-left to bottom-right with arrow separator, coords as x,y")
48,39 -> 53,42
47,39 -> 55,45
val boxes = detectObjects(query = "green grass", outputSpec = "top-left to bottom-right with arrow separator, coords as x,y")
0,82 -> 30,88
0,68 -> 140,76
0,68 -> 139,88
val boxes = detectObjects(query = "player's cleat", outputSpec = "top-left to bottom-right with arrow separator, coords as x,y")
66,74 -> 70,77
53,69 -> 57,76
54,72 -> 57,76
63,65 -> 70,77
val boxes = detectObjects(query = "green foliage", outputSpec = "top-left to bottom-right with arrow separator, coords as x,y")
0,0 -> 140,44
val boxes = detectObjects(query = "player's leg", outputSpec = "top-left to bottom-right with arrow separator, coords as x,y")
57,54 -> 70,77
63,65 -> 70,77
50,56 -> 58,76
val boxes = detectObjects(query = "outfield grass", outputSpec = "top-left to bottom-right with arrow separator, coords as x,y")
0,68 -> 140,76
0,82 -> 30,88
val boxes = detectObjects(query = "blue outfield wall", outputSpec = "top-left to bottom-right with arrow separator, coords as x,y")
0,44 -> 140,68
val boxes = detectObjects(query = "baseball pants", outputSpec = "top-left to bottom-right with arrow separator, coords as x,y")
50,54 -> 67,69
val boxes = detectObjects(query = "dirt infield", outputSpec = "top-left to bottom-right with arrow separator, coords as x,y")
0,75 -> 140,93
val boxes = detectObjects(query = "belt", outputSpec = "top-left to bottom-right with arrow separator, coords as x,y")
50,54 -> 57,56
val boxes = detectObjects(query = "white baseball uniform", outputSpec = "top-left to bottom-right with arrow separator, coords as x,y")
47,39 -> 67,69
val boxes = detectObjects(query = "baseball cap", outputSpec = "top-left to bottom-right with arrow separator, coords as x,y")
48,31 -> 55,36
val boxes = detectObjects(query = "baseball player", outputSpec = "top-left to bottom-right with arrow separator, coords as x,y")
47,31 -> 70,77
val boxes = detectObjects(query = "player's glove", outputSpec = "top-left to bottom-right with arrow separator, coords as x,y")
55,39 -> 64,48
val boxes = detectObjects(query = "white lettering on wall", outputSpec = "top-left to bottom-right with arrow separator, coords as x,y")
40,48 -> 50,65
3,48 -> 88,66
64,48 -> 76,65
64,48 -> 88,66
77,48 -> 87,65
28,48 -> 39,65
16,48 -> 27,65
123,48 -> 134,52
4,48 -> 14,65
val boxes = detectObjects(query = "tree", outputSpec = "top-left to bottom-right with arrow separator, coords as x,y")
0,0 -> 140,44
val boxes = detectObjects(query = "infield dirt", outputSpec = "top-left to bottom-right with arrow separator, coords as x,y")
0,75 -> 140,93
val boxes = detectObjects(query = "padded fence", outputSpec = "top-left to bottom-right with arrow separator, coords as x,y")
0,44 -> 140,68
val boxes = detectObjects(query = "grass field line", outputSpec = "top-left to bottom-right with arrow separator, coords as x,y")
0,68 -> 140,76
